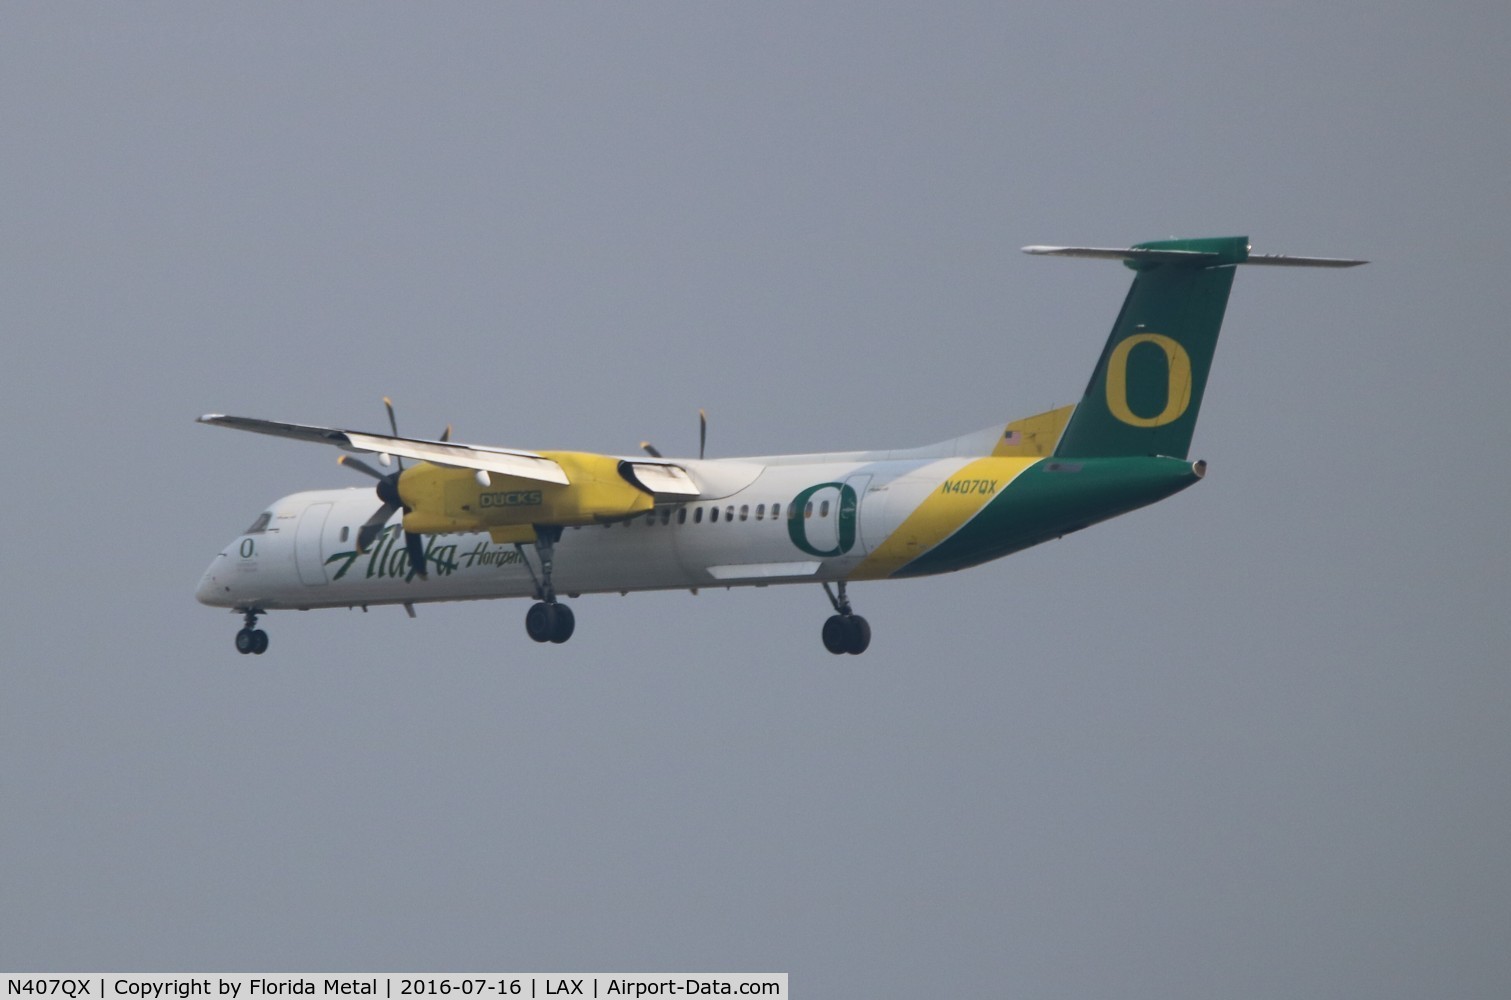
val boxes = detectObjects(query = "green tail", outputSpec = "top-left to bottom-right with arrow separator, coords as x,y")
1052,236 -> 1247,460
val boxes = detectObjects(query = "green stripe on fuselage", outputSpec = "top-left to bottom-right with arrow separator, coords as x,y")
892,456 -> 1204,577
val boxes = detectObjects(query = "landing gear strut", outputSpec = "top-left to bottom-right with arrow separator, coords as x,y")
821,581 -> 870,655
516,526 -> 575,644
234,608 -> 269,655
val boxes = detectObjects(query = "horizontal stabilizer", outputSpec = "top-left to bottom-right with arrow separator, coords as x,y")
1239,253 -> 1369,267
1023,245 -> 1222,264
1023,244 -> 1366,267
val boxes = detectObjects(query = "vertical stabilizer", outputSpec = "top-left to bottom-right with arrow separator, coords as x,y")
1047,236 -> 1246,460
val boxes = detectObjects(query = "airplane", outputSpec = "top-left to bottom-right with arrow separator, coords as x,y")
196,235 -> 1363,655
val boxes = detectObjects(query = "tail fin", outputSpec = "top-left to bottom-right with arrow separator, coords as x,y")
1030,236 -> 1364,459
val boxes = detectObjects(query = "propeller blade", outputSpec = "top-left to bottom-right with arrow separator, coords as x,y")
338,455 -> 386,480
356,501 -> 400,553
404,530 -> 428,580
640,441 -> 663,458
383,397 -> 404,469
699,408 -> 707,460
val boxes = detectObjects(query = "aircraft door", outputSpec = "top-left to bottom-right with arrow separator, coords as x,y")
295,502 -> 333,586
843,474 -> 875,555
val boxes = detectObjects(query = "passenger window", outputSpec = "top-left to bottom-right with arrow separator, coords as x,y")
804,502 -> 813,519
339,526 -> 349,543
660,508 -> 671,525
711,507 -> 719,523
695,507 -> 704,524
726,506 -> 734,522
739,505 -> 749,521
755,504 -> 765,520
677,508 -> 687,524
772,503 -> 781,520
820,500 -> 831,518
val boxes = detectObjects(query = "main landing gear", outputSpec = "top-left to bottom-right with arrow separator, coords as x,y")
234,608 -> 269,655
525,601 -> 575,644
517,526 -> 576,644
821,581 -> 871,655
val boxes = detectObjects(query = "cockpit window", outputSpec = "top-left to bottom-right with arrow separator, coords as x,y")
245,511 -> 273,534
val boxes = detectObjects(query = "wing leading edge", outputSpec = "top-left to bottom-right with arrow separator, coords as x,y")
197,413 -> 705,498
197,413 -> 570,485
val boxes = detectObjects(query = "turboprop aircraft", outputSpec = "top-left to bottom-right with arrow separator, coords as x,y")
197,235 -> 1363,655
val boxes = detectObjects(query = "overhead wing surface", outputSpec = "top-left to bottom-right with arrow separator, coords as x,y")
197,414 -> 570,485
621,461 -> 700,497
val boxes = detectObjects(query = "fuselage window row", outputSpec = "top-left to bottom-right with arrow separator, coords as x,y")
630,500 -> 818,526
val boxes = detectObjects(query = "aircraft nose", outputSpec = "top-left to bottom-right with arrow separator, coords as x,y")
196,554 -> 232,606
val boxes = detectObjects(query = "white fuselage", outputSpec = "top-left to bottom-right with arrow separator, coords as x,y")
196,453 -> 966,613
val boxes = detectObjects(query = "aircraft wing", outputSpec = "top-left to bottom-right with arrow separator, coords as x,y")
197,414 -> 571,485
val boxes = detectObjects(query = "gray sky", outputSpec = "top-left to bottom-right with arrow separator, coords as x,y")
3,2 -> 1508,996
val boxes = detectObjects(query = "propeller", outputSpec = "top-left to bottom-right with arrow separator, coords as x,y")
337,454 -> 387,481
640,409 -> 707,461
383,397 -> 403,464
336,399 -> 445,580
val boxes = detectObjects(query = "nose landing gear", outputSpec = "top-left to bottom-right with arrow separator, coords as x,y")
821,581 -> 871,655
234,608 -> 269,655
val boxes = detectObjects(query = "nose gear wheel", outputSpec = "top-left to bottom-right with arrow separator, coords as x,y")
234,609 -> 269,655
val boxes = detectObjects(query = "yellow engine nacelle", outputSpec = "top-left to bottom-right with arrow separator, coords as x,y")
396,452 -> 655,539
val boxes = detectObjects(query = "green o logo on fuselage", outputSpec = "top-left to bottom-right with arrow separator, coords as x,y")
1105,332 -> 1192,428
788,482 -> 859,557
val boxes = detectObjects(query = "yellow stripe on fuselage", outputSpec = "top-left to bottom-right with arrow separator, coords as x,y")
991,404 -> 1075,457
849,456 -> 1039,580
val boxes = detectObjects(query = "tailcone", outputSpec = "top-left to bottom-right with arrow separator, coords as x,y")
896,455 -> 1203,577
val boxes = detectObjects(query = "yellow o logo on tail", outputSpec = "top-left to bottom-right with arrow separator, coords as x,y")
1106,333 -> 1192,427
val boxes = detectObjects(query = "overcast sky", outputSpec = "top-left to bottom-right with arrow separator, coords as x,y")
3,3 -> 1508,997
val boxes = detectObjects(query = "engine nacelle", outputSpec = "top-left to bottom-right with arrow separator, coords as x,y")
397,451 -> 656,535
